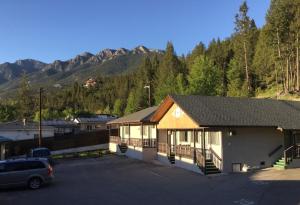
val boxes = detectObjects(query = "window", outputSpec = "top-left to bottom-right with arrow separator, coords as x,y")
32,149 -> 50,158
86,125 -> 92,131
124,126 -> 129,135
209,132 -> 220,145
27,161 -> 45,169
196,131 -> 203,143
142,126 -> 148,137
232,163 -> 242,172
0,164 -> 5,172
5,161 -> 45,172
179,131 -> 188,142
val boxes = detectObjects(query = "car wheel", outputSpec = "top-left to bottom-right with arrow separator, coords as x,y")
28,177 -> 42,189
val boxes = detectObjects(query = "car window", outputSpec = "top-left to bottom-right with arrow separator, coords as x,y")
28,161 -> 46,169
33,149 -> 50,157
5,161 -> 46,172
5,162 -> 23,172
0,164 -> 5,172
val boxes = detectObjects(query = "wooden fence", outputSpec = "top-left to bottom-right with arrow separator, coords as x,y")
6,129 -> 111,157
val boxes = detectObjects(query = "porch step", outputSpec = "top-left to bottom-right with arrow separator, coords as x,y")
168,153 -> 175,164
205,160 -> 221,175
118,144 -> 128,153
273,157 -> 288,169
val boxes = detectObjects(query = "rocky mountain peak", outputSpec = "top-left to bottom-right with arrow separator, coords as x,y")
132,45 -> 150,54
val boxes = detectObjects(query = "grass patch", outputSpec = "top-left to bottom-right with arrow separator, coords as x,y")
52,149 -> 108,160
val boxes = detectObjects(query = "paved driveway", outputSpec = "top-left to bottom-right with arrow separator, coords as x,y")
0,155 -> 300,205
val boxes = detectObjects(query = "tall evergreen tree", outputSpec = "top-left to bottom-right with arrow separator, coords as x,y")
17,72 -> 35,120
154,42 -> 183,103
233,1 -> 258,96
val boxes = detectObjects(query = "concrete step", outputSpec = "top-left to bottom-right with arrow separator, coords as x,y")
273,164 -> 286,169
206,170 -> 221,175
275,162 -> 286,166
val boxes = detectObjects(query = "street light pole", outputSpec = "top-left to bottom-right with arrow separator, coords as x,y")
39,87 -> 43,147
144,85 -> 151,107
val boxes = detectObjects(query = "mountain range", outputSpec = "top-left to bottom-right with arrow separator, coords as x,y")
0,46 -> 162,97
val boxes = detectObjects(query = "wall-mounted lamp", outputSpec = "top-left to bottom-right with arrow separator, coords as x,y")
228,130 -> 236,136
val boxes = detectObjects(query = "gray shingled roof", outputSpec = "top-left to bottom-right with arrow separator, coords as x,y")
0,121 -> 54,131
108,106 -> 158,124
169,95 -> 300,130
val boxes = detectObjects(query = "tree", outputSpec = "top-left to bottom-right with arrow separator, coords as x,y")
124,91 -> 139,115
187,56 -> 222,96
227,59 -> 248,96
265,0 -> 298,93
0,104 -> 17,122
33,108 -> 62,121
154,42 -> 183,103
17,72 -> 35,120
206,39 -> 233,96
233,1 -> 258,96
113,99 -> 125,117
253,27 -> 277,91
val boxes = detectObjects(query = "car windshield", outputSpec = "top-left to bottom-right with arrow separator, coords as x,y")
32,149 -> 50,157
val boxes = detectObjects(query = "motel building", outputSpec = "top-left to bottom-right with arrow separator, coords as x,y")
109,95 -> 300,175
107,107 -> 158,161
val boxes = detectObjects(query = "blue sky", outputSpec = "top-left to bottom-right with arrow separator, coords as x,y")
0,0 -> 270,64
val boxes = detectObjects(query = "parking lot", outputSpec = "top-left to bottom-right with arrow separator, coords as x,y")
0,155 -> 300,205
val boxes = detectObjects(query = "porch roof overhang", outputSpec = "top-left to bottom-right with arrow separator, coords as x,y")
107,106 -> 158,125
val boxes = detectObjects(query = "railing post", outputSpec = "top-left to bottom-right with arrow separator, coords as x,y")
284,150 -> 287,164
193,130 -> 196,163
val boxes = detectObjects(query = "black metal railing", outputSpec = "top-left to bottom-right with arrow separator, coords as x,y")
284,144 -> 300,163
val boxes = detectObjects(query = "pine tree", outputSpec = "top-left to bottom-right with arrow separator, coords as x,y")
154,42 -> 182,103
233,1 -> 258,96
17,72 -> 34,120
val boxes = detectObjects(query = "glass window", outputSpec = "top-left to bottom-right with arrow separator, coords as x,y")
143,126 -> 148,136
209,132 -> 220,145
179,131 -> 188,142
0,164 -> 5,172
27,161 -> 45,169
124,126 -> 129,135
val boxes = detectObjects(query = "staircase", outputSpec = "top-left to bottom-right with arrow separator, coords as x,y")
273,157 -> 288,169
118,144 -> 128,153
204,159 -> 221,175
168,153 -> 175,164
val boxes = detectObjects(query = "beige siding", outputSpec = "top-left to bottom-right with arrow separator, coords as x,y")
157,103 -> 199,129
222,127 -> 284,173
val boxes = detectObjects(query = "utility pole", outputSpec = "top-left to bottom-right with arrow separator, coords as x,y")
144,85 -> 151,107
39,87 -> 43,147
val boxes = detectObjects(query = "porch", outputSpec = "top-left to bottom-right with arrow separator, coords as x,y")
109,135 -> 156,148
157,129 -> 223,174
